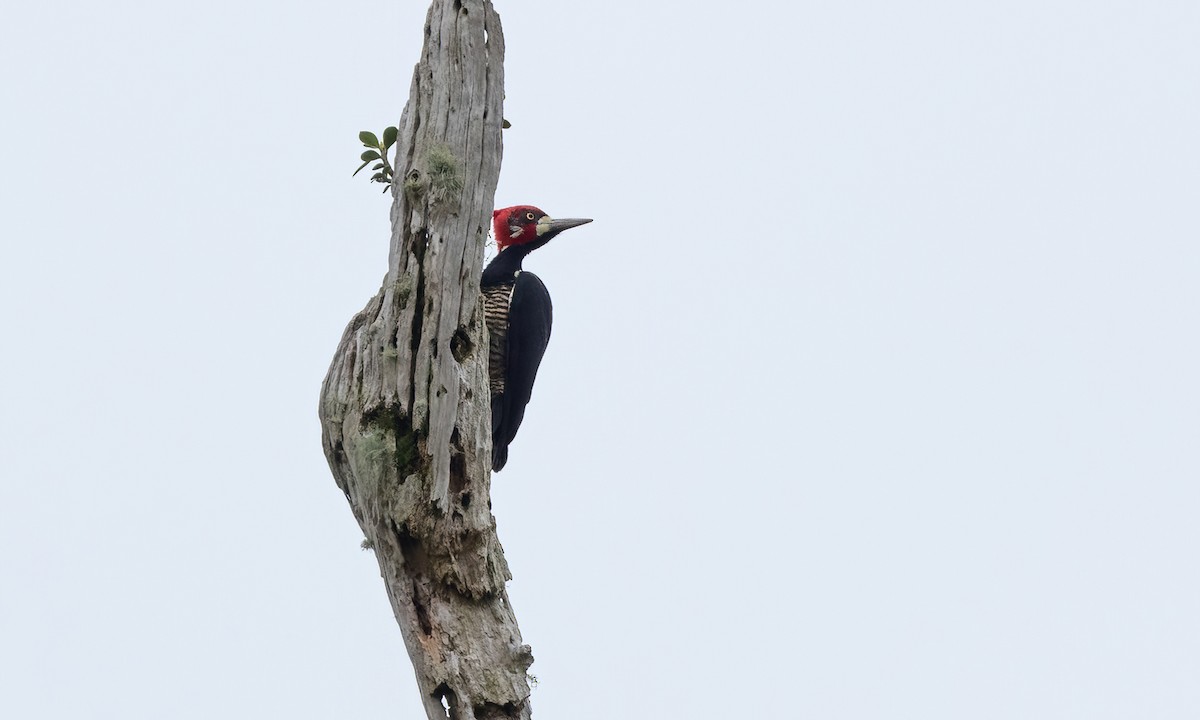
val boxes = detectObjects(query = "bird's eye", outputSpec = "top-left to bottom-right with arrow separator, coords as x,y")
525,212 -> 535,221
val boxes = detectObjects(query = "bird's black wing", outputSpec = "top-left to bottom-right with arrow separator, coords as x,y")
492,271 -> 553,471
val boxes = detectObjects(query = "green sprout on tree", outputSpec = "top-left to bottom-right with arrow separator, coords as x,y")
354,127 -> 398,191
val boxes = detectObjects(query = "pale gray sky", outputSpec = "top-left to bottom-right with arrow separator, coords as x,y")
3,1 -> 1199,718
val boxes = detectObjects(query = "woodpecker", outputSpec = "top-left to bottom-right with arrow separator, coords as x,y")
483,205 -> 592,471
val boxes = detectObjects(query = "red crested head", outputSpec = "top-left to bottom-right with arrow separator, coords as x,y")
492,205 -> 594,252
492,205 -> 546,251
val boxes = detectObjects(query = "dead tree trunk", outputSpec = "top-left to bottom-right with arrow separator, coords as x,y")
318,2 -> 530,719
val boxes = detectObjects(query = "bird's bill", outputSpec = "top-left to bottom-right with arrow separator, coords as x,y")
536,217 -> 593,236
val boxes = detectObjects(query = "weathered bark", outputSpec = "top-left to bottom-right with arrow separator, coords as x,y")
318,3 -> 530,719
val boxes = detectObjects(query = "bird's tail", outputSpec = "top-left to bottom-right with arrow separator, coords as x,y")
491,393 -> 508,472
492,443 -> 508,472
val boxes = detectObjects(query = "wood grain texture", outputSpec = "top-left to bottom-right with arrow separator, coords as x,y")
318,2 -> 532,718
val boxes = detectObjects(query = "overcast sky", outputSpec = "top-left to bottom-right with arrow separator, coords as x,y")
3,1 -> 1199,718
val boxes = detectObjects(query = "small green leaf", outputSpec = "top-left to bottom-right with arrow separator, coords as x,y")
352,159 -> 371,176
502,119 -> 512,129
383,126 -> 398,148
359,130 -> 379,147
372,162 -> 385,170
361,150 -> 381,162
371,172 -> 385,181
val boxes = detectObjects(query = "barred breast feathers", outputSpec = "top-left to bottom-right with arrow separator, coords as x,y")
483,282 -> 516,396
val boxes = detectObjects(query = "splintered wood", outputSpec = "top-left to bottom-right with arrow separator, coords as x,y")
318,3 -> 534,719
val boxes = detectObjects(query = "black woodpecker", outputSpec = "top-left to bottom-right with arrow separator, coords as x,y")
482,205 -> 592,471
